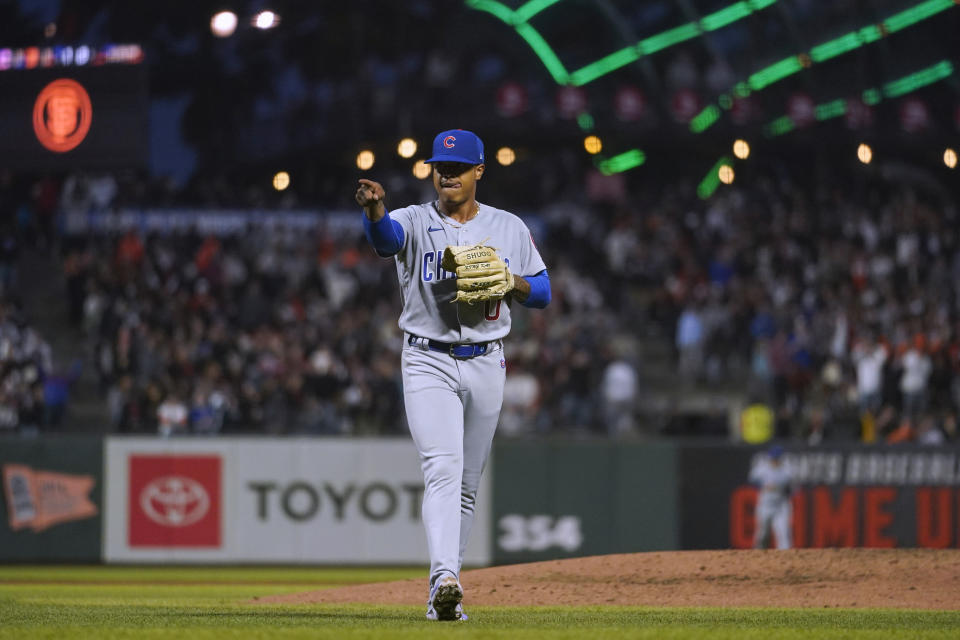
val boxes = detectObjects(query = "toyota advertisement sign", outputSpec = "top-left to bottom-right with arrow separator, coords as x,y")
103,438 -> 492,564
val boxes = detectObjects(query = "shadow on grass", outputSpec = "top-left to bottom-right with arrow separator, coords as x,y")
193,609 -> 418,622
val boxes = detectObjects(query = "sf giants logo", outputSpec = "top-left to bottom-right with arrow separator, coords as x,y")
421,251 -> 507,321
33,78 -> 93,153
443,135 -> 456,148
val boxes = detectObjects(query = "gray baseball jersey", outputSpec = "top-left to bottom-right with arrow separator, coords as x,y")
749,459 -> 793,508
386,200 -> 546,342
749,458 -> 794,549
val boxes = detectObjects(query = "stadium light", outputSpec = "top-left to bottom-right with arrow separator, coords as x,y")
496,147 -> 516,166
211,11 -> 238,38
945,148 -> 958,169
413,160 -> 431,179
584,135 -> 602,154
397,138 -> 417,158
356,150 -> 375,170
253,11 -> 280,30
272,171 -> 290,191
733,139 -> 750,159
718,164 -> 735,184
857,143 -> 873,164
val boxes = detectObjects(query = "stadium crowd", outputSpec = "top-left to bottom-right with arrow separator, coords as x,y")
0,247 -> 66,436
3,145 -> 960,445
2,160 -> 935,445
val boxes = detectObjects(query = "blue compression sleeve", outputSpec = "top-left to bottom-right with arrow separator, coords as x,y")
362,211 -> 405,257
519,269 -> 551,308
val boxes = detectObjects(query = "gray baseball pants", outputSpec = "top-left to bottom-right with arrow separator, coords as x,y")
401,338 -> 505,587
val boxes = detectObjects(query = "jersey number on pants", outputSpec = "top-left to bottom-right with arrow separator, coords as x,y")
482,257 -> 509,320
484,299 -> 501,321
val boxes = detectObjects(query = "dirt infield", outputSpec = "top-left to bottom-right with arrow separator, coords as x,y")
260,549 -> 960,610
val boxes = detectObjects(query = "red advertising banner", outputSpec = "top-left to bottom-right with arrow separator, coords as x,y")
725,485 -> 945,549
128,455 -> 221,548
682,446 -> 960,549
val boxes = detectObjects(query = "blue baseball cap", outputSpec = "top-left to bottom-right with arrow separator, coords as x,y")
768,445 -> 784,459
424,129 -> 485,165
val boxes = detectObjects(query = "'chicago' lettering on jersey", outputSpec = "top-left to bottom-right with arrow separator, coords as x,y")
422,251 -> 452,282
421,252 -> 509,284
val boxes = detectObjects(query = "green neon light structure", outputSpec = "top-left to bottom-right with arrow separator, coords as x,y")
697,156 -> 733,199
862,88 -> 882,105
690,105 -> 721,133
814,99 -> 847,121
596,149 -> 646,175
764,116 -> 794,137
691,0 -> 957,133
748,56 -> 804,91
466,0 -> 779,87
763,60 -> 954,137
467,0 -> 570,84
882,59 -> 953,97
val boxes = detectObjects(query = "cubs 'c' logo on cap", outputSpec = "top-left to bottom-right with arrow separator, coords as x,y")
443,135 -> 456,148
33,78 -> 93,153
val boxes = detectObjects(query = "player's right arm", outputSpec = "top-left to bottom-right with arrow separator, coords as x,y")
356,179 -> 404,257
356,179 -> 386,221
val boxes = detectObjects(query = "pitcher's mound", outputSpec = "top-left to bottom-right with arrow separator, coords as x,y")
260,549 -> 960,610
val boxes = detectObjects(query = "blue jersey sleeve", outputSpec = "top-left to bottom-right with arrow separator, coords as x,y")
362,211 -> 405,257
519,269 -> 550,309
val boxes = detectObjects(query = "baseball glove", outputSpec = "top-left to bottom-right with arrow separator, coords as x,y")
442,244 -> 514,304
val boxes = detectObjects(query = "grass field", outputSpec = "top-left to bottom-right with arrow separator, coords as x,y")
2,566 -> 960,639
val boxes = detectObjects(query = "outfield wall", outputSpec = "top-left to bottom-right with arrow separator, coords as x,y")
489,440 -> 678,564
2,436 -> 959,563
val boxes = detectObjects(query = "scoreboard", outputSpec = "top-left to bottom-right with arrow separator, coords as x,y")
0,45 -> 148,170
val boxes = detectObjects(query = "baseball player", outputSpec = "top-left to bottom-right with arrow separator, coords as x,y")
749,445 -> 795,549
354,129 -> 550,621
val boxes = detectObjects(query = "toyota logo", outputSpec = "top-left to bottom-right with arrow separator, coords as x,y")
139,476 -> 210,527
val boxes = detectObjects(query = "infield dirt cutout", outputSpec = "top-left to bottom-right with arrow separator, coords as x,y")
260,549 -> 960,610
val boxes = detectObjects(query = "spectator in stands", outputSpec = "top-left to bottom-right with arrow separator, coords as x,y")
676,300 -> 705,382
0,301 -> 58,434
499,359 -> 541,437
19,133 -> 959,442
897,335 -> 932,421
600,356 -> 638,436
915,414 -> 945,445
157,389 -> 189,438
852,331 -> 888,418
